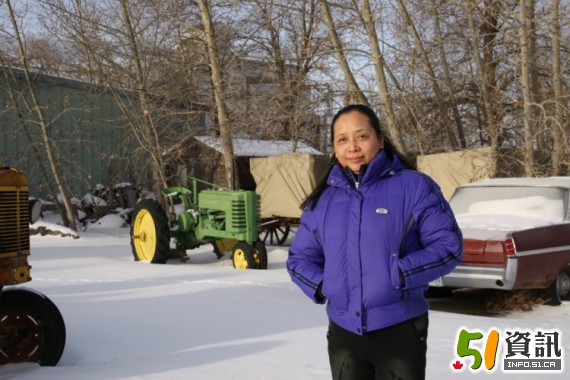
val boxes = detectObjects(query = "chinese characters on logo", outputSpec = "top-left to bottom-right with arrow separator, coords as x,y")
453,327 -> 563,373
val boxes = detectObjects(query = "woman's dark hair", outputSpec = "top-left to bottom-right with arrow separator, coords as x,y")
300,104 -> 415,211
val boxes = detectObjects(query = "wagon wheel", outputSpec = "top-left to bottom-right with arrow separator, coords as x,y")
260,220 -> 290,246
0,287 -> 66,366
130,199 -> 170,264
231,242 -> 256,269
253,240 -> 268,270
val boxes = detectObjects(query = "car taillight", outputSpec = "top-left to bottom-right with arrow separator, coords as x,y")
504,238 -> 517,256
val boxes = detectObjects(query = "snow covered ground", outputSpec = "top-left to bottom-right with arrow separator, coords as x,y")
1,215 -> 569,379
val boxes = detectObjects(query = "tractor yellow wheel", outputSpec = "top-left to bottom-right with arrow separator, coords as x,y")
253,241 -> 268,269
132,210 -> 156,260
231,242 -> 256,269
130,200 -> 170,264
212,238 -> 238,259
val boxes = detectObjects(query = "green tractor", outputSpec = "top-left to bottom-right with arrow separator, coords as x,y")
130,178 -> 267,269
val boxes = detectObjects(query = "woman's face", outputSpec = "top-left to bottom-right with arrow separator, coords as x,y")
333,110 -> 384,173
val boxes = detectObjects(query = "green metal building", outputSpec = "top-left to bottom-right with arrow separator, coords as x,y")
0,67 -> 204,200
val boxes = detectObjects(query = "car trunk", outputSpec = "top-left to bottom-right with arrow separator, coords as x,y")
461,238 -> 509,267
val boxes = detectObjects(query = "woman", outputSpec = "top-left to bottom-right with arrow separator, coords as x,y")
287,104 -> 463,380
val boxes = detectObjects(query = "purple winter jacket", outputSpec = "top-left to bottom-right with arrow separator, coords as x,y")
287,150 -> 462,335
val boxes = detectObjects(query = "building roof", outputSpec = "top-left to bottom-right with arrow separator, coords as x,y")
194,136 -> 322,157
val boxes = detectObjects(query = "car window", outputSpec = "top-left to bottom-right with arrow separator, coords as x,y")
450,186 -> 568,221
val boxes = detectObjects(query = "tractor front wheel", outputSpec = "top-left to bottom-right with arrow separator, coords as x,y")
130,199 -> 170,264
253,241 -> 268,270
231,242 -> 256,269
0,287 -> 66,366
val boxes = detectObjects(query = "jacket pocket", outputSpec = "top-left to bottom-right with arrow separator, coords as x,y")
389,251 -> 404,290
322,275 -> 348,311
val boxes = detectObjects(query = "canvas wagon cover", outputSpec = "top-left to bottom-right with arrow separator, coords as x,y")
250,153 -> 329,219
417,147 -> 494,200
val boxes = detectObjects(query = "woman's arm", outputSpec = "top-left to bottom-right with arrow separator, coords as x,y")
287,211 -> 327,304
397,174 -> 463,289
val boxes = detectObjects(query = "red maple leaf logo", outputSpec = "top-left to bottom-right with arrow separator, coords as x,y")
452,360 -> 463,370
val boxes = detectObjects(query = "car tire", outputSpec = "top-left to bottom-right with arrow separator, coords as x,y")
424,286 -> 453,298
545,270 -> 570,306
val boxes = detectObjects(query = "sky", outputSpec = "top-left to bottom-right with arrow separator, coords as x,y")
0,214 -> 568,379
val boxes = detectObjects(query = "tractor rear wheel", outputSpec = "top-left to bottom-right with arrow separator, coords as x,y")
231,242 -> 256,269
131,199 -> 170,264
253,241 -> 268,270
212,238 -> 237,259
0,287 -> 66,366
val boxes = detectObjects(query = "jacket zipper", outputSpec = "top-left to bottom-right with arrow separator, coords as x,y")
398,213 -> 414,300
343,166 -> 366,191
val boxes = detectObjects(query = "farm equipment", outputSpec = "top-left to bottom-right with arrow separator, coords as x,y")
0,165 -> 66,366
251,153 -> 329,246
130,177 -> 267,269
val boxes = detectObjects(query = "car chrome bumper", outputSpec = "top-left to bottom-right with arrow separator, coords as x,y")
429,258 -> 518,290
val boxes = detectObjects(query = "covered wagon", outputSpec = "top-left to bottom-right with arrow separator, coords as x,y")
250,152 -> 329,245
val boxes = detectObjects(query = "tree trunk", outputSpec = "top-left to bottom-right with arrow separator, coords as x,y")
119,0 -> 168,198
357,0 -> 407,154
518,0 -> 536,176
6,0 -> 77,231
465,2 -> 500,177
430,0 -> 466,149
0,62 -> 68,222
549,0 -> 566,175
197,0 -> 237,189
318,0 -> 369,106
527,0 -> 544,152
395,0 -> 459,150
381,52 -> 426,155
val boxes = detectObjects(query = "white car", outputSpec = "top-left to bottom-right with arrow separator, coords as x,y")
430,176 -> 570,305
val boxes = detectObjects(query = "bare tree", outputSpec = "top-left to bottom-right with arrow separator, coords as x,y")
317,0 -> 369,106
464,1 -> 502,177
349,0 -> 406,154
197,0 -> 236,189
3,0 -> 77,230
395,0 -> 459,150
549,0 -> 568,175
239,0 -> 329,148
518,0 -> 536,176
39,0 -> 203,198
4,0 -> 569,181
117,0 -> 170,196
0,57 -> 69,221
429,0 -> 466,149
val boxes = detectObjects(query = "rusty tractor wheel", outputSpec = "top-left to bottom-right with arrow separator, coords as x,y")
259,220 -> 290,246
130,199 -> 170,264
253,240 -> 268,270
231,242 -> 256,269
0,287 -> 66,366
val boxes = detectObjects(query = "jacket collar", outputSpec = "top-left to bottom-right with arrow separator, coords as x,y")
327,150 -> 404,189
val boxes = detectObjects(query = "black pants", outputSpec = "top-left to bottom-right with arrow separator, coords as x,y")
327,313 -> 428,380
